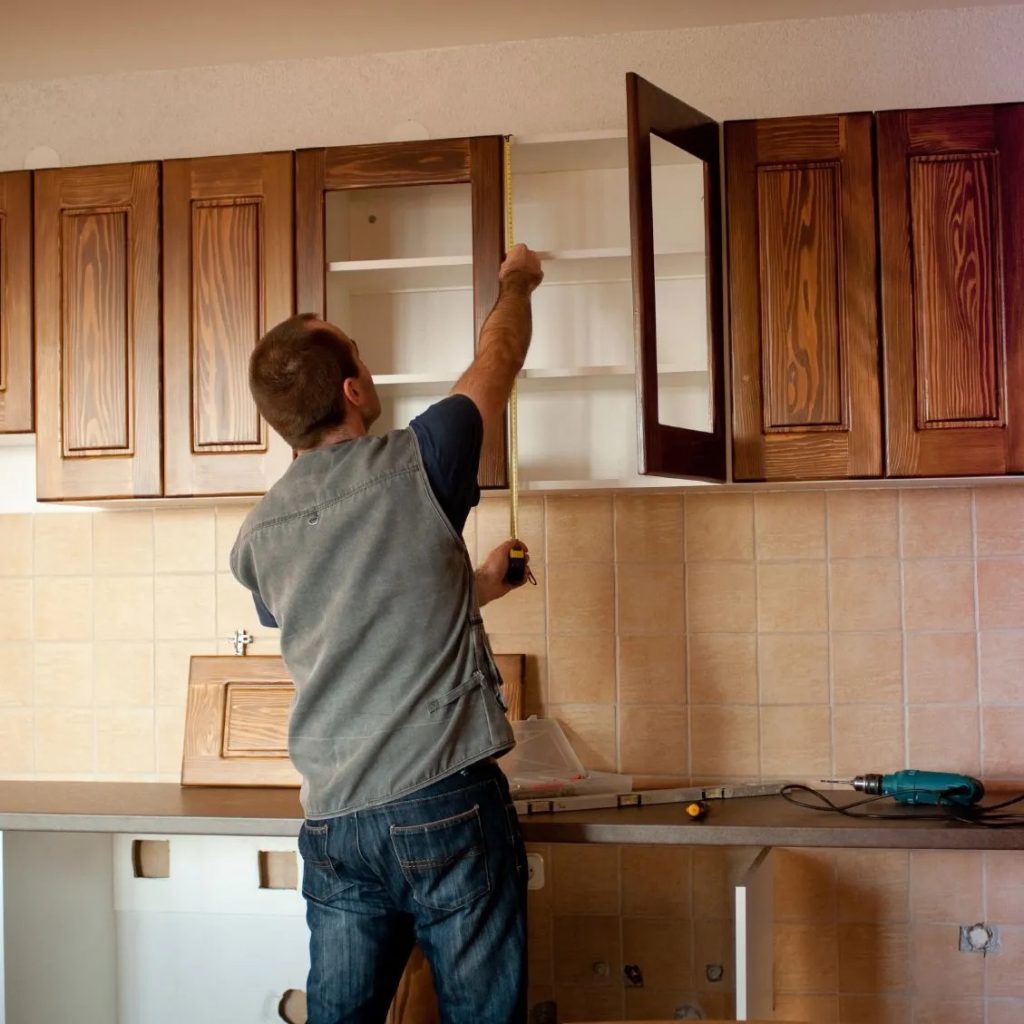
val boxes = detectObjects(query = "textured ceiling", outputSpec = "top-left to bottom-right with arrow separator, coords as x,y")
1,0 -> 1016,82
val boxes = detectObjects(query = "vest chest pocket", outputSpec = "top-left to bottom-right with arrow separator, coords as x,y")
389,804 -> 491,911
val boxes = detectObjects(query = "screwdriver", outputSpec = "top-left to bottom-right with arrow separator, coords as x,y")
821,769 -> 985,807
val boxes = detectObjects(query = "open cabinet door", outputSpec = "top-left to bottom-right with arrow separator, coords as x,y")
627,72 -> 727,481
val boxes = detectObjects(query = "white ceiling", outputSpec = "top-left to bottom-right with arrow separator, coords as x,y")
2,0 -> 1015,82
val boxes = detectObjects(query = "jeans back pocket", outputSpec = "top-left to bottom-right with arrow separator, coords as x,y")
389,804 -> 491,912
298,821 -> 350,905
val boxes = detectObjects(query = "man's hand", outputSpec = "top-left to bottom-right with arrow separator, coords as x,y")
498,243 -> 544,293
475,539 -> 531,607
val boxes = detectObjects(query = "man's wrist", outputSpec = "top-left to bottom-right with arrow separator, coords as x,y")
498,273 -> 533,298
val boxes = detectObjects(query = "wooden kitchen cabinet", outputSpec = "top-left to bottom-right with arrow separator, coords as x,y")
162,152 -> 294,496
35,154 -> 295,501
295,138 -> 507,488
34,162 -> 162,499
726,113 -> 882,481
0,172 -> 33,434
877,103 -> 1024,477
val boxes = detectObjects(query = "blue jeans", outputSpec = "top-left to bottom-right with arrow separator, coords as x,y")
298,759 -> 528,1024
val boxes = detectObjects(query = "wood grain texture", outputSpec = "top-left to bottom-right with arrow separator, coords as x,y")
61,209 -> 130,453
627,72 -> 726,482
34,162 -> 161,499
728,113 -> 882,482
181,656 -> 300,787
295,137 -> 507,491
322,139 -> 470,190
182,654 -> 526,787
757,162 -> 843,430
909,153 -> 1001,426
223,683 -> 291,756
878,103 -> 1024,476
163,152 -> 294,497
0,172 -> 33,433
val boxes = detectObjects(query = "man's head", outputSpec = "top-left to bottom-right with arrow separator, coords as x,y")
249,314 -> 381,450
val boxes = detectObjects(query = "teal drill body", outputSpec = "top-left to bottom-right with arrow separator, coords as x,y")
853,770 -> 985,806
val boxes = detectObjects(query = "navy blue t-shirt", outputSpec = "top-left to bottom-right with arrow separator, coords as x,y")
252,395 -> 483,628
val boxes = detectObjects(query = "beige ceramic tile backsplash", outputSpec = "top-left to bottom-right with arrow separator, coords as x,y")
4,486 -> 1024,1022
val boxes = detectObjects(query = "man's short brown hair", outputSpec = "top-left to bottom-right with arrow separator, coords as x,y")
249,313 -> 359,450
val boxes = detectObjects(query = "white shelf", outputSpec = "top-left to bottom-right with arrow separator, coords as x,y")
326,249 -> 705,292
374,365 -> 708,394
328,256 -> 473,292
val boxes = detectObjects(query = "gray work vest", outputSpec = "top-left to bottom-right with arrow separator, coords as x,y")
230,428 -> 514,819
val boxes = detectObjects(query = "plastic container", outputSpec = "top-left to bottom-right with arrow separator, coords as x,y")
499,718 -> 632,799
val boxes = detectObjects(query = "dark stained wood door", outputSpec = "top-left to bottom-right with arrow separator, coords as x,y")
34,163 -> 162,499
727,113 -> 882,481
295,137 -> 507,488
878,104 -> 1024,476
627,72 -> 727,481
163,152 -> 294,496
0,172 -> 33,433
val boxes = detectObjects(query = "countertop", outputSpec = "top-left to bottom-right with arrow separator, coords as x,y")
0,782 -> 1021,849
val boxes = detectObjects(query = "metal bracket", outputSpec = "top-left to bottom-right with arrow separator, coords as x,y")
228,628 -> 254,656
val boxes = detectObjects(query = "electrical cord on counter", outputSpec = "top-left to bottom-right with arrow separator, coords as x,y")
780,784 -> 1024,829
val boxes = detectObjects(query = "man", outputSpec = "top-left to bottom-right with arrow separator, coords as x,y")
230,243 -> 544,1024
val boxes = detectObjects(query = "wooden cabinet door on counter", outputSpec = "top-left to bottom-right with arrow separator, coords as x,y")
727,113 -> 882,481
0,171 -> 33,433
35,163 -> 161,499
878,104 -> 1024,476
163,153 -> 294,496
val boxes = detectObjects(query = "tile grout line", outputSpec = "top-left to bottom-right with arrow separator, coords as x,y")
824,492 -> 836,781
971,491 -> 985,793
751,494 -> 763,781
897,490 -> 911,771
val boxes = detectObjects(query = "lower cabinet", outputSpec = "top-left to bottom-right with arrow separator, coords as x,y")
0,831 -> 775,1024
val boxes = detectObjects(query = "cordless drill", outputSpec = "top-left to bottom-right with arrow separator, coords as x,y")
823,769 -> 985,807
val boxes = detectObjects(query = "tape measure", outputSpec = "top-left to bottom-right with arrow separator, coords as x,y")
502,137 -> 535,588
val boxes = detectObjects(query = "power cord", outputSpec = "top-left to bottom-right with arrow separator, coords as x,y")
780,784 -> 1024,829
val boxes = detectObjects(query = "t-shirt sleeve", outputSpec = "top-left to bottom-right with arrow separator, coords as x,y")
409,394 -> 483,534
252,591 -> 279,629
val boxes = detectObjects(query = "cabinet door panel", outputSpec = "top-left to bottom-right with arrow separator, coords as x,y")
878,103 -> 1024,476
728,113 -> 881,481
163,152 -> 294,496
35,163 -> 161,499
296,138 -> 507,489
0,172 -> 33,433
628,72 -> 727,481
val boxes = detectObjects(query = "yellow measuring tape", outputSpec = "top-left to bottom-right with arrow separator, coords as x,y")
503,137 -> 520,544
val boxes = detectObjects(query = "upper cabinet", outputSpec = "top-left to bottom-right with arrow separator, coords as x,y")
34,155 -> 295,501
628,73 -> 727,482
163,152 -> 294,496
294,138 -> 507,489
877,103 -> 1024,477
35,163 -> 162,499
0,171 -> 33,434
727,113 -> 882,482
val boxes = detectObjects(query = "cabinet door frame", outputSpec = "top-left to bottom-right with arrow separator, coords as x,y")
295,137 -> 507,489
34,162 -> 162,500
878,103 -> 1024,477
727,113 -> 883,481
627,72 -> 727,482
0,172 -> 33,434
162,151 -> 294,497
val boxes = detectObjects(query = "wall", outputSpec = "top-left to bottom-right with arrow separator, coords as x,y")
2,484 -> 1023,1022
3,6 -> 1024,172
